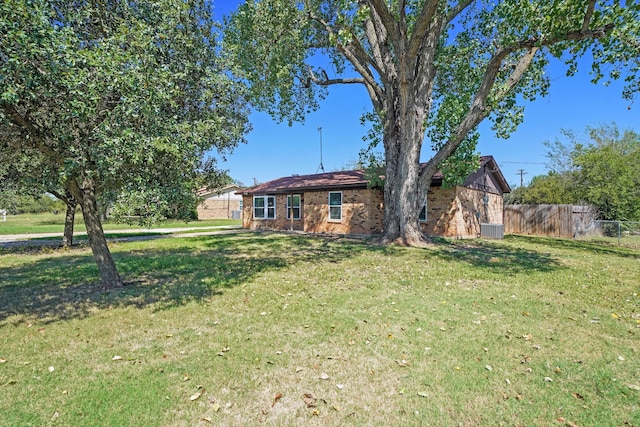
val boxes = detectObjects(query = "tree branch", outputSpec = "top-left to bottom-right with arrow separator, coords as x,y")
407,0 -> 441,60
367,0 -> 400,53
0,102 -> 60,160
306,6 -> 384,108
89,90 -> 121,130
447,0 -> 474,24
420,20 -> 615,185
582,0 -> 596,33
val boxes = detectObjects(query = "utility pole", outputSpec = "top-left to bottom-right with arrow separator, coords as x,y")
316,126 -> 325,173
516,169 -> 528,187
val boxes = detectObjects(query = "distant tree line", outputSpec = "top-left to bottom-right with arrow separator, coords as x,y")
506,123 -> 640,221
0,189 -> 65,215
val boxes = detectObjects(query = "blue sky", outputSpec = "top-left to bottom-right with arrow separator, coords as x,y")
213,2 -> 639,189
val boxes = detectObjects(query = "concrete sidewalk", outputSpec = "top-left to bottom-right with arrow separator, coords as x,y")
0,225 -> 243,248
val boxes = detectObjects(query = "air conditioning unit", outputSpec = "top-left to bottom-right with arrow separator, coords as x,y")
480,223 -> 504,239
231,210 -> 242,220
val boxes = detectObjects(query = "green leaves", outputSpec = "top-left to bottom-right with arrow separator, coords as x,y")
513,123 -> 640,221
1,0 -> 249,222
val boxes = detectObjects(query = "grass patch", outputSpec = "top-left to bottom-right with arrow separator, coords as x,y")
0,233 -> 638,426
0,212 -> 240,235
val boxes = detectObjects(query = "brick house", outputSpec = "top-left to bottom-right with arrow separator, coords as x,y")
241,156 -> 511,239
196,184 -> 243,220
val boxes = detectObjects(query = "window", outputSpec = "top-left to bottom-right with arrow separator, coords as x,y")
286,194 -> 301,220
419,201 -> 428,222
253,195 -> 275,219
328,191 -> 342,221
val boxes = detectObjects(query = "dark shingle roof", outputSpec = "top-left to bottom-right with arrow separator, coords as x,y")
242,169 -> 369,195
242,155 -> 510,195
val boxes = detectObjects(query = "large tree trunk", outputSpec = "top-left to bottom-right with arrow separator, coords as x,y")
381,136 -> 426,246
62,200 -> 76,248
71,179 -> 123,289
379,73 -> 431,246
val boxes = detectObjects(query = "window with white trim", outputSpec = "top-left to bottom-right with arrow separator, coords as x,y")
419,201 -> 428,222
328,191 -> 342,221
286,194 -> 301,220
253,195 -> 275,219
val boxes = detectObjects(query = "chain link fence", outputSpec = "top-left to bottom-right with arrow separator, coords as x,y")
574,220 -> 640,245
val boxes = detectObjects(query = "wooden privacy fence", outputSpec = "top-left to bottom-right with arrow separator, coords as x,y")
504,205 -> 591,238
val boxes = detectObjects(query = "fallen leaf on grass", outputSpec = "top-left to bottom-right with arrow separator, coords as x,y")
417,392 -> 428,398
201,417 -> 212,423
627,384 -> 640,391
272,393 -> 283,407
211,402 -> 221,412
0,358 -> 7,363
112,355 -> 123,361
303,393 -> 317,408
395,359 -> 409,367
319,373 -> 330,380
485,365 -> 493,372
572,392 -> 584,400
190,387 -> 205,401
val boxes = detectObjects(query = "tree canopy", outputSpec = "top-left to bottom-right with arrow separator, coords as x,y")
225,0 -> 640,245
0,0 -> 250,288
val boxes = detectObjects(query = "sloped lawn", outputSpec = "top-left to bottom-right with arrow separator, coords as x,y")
0,233 -> 638,426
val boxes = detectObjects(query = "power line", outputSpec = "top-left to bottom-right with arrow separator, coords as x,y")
500,161 -> 546,165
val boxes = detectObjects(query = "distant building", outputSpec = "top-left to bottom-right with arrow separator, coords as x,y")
196,184 -> 243,220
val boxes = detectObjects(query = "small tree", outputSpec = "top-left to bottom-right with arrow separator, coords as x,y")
225,0 -> 639,245
1,0 -> 249,288
511,123 -> 640,220
569,125 -> 640,220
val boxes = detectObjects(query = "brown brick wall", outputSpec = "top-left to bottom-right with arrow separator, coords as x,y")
197,199 -> 241,220
243,189 -> 384,235
303,188 -> 384,235
420,186 -> 503,238
243,186 -> 502,238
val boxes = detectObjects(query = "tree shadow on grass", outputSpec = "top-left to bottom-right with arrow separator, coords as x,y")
0,232 -> 390,325
432,239 -> 562,274
508,235 -> 640,259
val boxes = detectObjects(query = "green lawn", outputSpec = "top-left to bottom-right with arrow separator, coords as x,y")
0,233 -> 638,426
0,212 -> 241,235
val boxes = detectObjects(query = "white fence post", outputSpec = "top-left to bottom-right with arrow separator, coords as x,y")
0,209 -> 6,222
